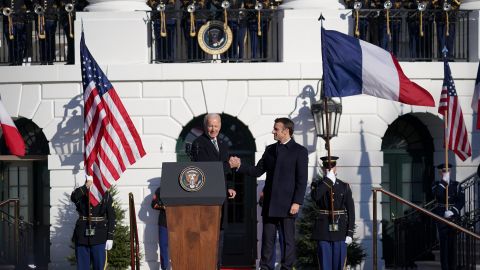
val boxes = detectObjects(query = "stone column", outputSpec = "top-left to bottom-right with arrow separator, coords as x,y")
84,0 -> 149,11
281,0 -> 345,10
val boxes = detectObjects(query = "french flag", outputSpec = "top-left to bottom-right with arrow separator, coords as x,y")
0,99 -> 25,156
322,28 -> 435,107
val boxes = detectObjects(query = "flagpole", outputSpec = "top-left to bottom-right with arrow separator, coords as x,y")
442,47 -> 449,211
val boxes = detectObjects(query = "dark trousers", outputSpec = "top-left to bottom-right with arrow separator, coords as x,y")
62,17 -> 75,64
438,224 -> 457,270
75,243 -> 106,270
268,224 -> 284,269
316,240 -> 347,270
436,21 -> 455,58
153,19 -> 176,62
37,19 -> 57,64
3,21 -> 26,65
260,216 -> 295,270
158,225 -> 169,270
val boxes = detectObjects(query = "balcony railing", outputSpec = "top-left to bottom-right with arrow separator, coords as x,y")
148,9 -> 282,63
354,9 -> 470,61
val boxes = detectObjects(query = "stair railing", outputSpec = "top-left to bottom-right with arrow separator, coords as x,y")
0,199 -> 20,266
372,187 -> 480,270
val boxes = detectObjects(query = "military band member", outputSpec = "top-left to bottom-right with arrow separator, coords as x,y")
432,163 -> 465,270
245,0 -> 269,60
33,0 -> 59,64
59,0 -> 86,64
435,0 -> 460,59
148,0 -> 176,62
71,176 -> 115,270
2,0 -> 29,65
151,187 -> 169,270
181,0 -> 206,61
311,156 -> 355,270
379,0 -> 401,56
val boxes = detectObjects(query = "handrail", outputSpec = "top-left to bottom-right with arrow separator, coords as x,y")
371,187 -> 480,270
0,198 -> 20,266
0,198 -> 19,207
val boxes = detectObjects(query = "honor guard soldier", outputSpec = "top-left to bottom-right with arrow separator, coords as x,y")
432,163 -> 465,270
71,175 -> 115,270
59,0 -> 86,64
148,0 -> 176,62
311,156 -> 355,270
151,187 -> 169,270
2,0 -> 30,65
33,0 -> 59,64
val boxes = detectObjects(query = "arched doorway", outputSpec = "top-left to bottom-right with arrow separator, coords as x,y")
380,114 -> 435,266
176,113 -> 257,268
0,118 -> 50,269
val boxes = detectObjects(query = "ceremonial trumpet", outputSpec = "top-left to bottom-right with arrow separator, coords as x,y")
221,0 -> 230,9
384,0 -> 392,9
65,3 -> 74,12
187,3 -> 196,12
443,2 -> 451,11
156,2 -> 166,11
2,7 -> 12,16
34,5 -> 45,15
255,1 -> 263,10
417,1 -> 426,11
353,1 -> 362,10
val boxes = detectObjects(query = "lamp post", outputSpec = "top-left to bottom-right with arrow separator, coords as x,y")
311,86 -> 342,162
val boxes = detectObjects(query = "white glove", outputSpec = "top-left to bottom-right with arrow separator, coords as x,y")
105,240 -> 113,250
326,170 -> 336,184
345,236 -> 353,245
442,172 -> 450,184
444,210 -> 454,218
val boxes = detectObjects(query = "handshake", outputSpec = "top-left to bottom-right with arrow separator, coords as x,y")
228,156 -> 241,169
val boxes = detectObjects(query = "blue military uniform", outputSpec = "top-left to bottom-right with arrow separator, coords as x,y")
181,0 -> 206,61
71,185 -> 115,270
432,164 -> 465,270
435,0 -> 461,59
59,0 -> 87,64
148,0 -> 176,62
151,187 -> 169,270
311,156 -> 355,270
2,0 -> 30,65
33,0 -> 59,64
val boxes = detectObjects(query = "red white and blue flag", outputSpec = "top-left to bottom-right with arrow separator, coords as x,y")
321,28 -> 435,107
81,32 -> 146,206
472,62 -> 480,129
0,99 -> 25,156
438,59 -> 471,161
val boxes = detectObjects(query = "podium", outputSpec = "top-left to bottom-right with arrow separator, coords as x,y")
160,162 -> 226,270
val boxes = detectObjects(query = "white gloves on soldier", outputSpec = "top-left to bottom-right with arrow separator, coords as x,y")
326,170 -> 336,184
442,172 -> 450,184
444,210 -> 454,218
105,240 -> 113,250
345,236 -> 353,245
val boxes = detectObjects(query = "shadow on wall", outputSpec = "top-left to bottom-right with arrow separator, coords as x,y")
289,84 -> 318,153
137,178 -> 162,269
50,94 -> 83,175
471,109 -> 479,162
50,193 -> 77,268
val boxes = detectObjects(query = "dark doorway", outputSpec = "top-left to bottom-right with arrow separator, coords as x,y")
176,113 -> 257,268
380,114 -> 435,267
0,118 -> 50,269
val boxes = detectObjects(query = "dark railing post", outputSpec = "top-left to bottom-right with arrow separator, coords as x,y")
372,188 -> 378,270
14,199 -> 19,266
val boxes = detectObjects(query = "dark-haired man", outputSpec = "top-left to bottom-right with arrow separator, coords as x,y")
229,117 -> 308,270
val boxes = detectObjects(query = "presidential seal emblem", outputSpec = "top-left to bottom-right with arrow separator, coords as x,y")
197,20 -> 233,55
179,166 -> 206,192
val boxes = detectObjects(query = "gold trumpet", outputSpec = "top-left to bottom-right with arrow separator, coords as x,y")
222,0 -> 230,29
255,1 -> 263,36
384,0 -> 392,38
65,3 -> 74,38
3,7 -> 14,40
443,1 -> 451,37
34,5 -> 46,39
157,2 -> 167,37
188,2 -> 196,37
353,1 -> 362,37
418,1 -> 426,37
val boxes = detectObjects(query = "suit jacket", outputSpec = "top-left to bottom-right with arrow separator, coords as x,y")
238,139 -> 308,218
191,133 -> 234,189
311,177 -> 355,241
71,186 -> 115,246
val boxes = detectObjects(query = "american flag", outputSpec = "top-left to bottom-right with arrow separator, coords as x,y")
81,32 -> 146,205
472,62 -> 480,129
438,59 -> 471,161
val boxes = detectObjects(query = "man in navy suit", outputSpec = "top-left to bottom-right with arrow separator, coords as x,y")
190,113 -> 236,270
229,117 -> 308,270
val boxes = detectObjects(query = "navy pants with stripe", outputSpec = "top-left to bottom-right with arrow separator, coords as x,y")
75,243 -> 106,270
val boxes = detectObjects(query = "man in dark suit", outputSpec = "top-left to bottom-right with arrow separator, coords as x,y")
190,113 -> 236,270
432,163 -> 465,270
229,117 -> 308,270
310,156 -> 355,270
71,175 -> 115,270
